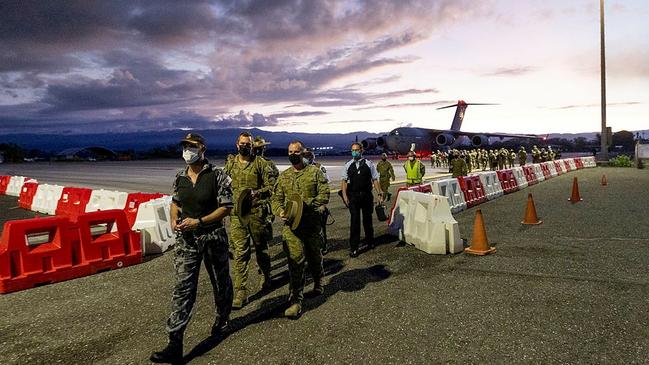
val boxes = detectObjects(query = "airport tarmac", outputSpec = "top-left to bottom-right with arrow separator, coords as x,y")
1,161 -> 648,364
0,157 -> 449,195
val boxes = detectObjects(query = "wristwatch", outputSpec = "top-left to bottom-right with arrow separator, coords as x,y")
198,217 -> 204,227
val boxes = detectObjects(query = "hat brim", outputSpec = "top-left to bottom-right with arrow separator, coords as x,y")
180,139 -> 202,147
286,193 -> 303,230
236,188 -> 253,225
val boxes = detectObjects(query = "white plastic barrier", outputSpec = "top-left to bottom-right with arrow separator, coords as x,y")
401,191 -> 463,255
532,164 -> 545,182
85,189 -> 128,212
476,171 -> 503,201
31,184 -> 64,215
6,176 -> 36,197
545,161 -> 558,177
555,160 -> 566,174
429,178 -> 467,214
511,167 -> 528,190
568,159 -> 577,170
388,190 -> 412,240
132,196 -> 174,255
582,156 -> 596,168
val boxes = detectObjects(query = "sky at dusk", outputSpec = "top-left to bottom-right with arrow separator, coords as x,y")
1,0 -> 647,136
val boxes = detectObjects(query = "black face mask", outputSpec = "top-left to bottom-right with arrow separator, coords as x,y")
238,146 -> 251,156
288,153 -> 302,165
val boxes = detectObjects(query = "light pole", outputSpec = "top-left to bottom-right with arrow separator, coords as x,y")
598,0 -> 609,161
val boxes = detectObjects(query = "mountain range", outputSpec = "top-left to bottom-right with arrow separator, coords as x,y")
2,128 -> 647,153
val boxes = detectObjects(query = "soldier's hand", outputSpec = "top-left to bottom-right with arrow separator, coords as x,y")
279,209 -> 288,223
177,218 -> 199,231
342,195 -> 349,208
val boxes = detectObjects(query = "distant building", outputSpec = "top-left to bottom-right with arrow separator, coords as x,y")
56,147 -> 117,161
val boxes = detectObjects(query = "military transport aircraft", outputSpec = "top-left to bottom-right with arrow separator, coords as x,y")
361,100 -> 546,156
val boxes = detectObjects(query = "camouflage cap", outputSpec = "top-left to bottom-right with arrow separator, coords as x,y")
253,136 -> 271,148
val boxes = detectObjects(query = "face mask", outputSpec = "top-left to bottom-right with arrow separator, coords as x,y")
381,157 -> 386,161
408,156 -> 414,161
288,153 -> 302,165
183,147 -> 201,164
351,151 -> 361,159
238,145 -> 251,157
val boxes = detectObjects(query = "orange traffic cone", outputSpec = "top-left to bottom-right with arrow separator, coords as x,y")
568,177 -> 583,203
601,174 -> 607,186
464,209 -> 496,256
521,193 -> 542,225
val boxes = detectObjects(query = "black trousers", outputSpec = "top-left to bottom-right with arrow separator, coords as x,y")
348,191 -> 374,251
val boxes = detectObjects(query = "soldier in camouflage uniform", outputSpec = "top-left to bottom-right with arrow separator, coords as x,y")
518,147 -> 527,166
376,153 -> 395,201
303,150 -> 331,255
272,141 -> 330,319
451,150 -> 468,177
224,132 -> 278,309
151,133 -> 233,364
508,149 -> 516,168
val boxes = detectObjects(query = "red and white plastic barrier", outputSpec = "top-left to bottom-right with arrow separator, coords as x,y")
32,184 -> 64,215
131,195 -> 174,255
0,209 -> 141,294
429,178 -> 467,214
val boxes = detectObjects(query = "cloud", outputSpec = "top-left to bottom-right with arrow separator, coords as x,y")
0,0 -> 484,133
543,102 -> 641,110
355,100 -> 452,110
481,66 -> 536,77
213,110 -> 280,128
269,111 -> 329,119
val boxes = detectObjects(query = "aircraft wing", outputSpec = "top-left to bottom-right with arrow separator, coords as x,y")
440,130 -> 544,140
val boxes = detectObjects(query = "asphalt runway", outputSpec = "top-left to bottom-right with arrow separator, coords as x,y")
1,162 -> 648,364
0,157 -> 451,195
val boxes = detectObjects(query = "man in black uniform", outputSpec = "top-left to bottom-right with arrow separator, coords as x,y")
150,133 -> 234,364
340,142 -> 383,257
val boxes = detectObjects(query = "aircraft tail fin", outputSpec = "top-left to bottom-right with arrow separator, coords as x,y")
437,100 -> 498,131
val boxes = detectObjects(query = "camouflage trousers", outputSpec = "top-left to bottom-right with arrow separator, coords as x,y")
229,211 -> 272,291
166,225 -> 233,337
379,178 -> 391,195
282,220 -> 323,303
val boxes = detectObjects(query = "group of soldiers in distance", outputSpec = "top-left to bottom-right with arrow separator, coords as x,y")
430,145 -> 560,177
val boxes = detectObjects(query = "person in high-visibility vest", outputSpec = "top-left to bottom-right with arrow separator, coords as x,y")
403,151 -> 425,186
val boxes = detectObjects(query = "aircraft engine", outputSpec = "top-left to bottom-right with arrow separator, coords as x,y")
471,135 -> 489,147
376,136 -> 386,147
361,138 -> 377,150
435,133 -> 456,146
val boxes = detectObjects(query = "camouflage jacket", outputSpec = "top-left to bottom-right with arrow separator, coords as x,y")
271,164 -> 330,221
376,160 -> 395,181
224,154 -> 278,214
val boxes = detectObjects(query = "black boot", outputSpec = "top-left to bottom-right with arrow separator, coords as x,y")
150,333 -> 183,364
210,318 -> 230,339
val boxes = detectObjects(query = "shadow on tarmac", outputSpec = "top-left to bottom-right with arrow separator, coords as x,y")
183,260 -> 392,364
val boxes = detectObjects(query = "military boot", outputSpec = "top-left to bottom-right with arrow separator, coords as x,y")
210,318 -> 230,339
150,333 -> 183,364
312,278 -> 324,296
284,302 -> 302,319
259,274 -> 273,293
232,289 -> 248,309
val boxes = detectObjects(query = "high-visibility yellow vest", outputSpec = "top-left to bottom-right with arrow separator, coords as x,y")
405,160 -> 422,185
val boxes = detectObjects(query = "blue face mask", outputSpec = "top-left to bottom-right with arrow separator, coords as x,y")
351,151 -> 361,159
